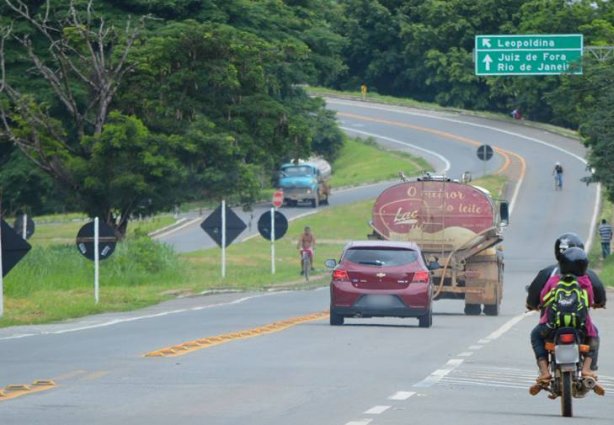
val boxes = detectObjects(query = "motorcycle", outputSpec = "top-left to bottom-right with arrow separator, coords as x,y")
536,327 -> 601,417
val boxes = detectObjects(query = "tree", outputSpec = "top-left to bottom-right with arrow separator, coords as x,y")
1,1 -> 345,229
574,59 -> 614,202
0,145 -> 65,215
0,0 -> 149,235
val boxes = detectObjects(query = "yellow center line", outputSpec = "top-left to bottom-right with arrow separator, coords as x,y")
144,311 -> 329,358
338,111 -> 526,182
0,380 -> 56,402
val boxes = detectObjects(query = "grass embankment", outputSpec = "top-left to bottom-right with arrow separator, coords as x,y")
331,137 -> 431,187
29,214 -> 177,247
589,193 -> 614,284
0,137 -> 430,327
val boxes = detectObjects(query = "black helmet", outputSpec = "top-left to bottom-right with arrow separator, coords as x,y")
558,247 -> 589,277
554,233 -> 584,261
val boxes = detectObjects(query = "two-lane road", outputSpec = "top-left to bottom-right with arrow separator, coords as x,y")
1,98 -> 611,425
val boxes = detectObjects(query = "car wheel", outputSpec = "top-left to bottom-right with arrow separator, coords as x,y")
464,303 -> 481,315
418,309 -> 432,328
330,311 -> 344,326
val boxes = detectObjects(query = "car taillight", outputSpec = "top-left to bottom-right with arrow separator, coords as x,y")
413,271 -> 430,283
332,269 -> 349,281
559,333 -> 576,344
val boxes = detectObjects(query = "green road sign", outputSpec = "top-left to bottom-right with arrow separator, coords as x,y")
475,34 -> 583,76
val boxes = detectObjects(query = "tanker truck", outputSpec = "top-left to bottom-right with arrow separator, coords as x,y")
369,173 -> 509,316
278,158 -> 331,208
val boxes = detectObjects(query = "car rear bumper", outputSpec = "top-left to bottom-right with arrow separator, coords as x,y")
331,294 -> 429,318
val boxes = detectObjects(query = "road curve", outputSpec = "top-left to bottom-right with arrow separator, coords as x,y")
1,99 -> 612,425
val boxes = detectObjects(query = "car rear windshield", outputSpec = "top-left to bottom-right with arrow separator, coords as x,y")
343,248 -> 420,267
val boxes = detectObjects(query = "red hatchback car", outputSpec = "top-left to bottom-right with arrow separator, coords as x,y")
326,240 -> 433,327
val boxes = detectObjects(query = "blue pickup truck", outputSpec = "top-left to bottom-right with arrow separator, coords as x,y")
278,158 -> 331,208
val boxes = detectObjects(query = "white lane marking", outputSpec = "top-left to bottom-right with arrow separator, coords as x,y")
443,378 -> 528,390
388,391 -> 415,400
457,352 -> 473,357
468,345 -> 483,350
484,311 -> 532,341
439,365 -> 543,390
345,420 -> 372,425
329,98 -> 600,250
478,339 -> 490,344
414,358 -> 464,388
151,216 -> 202,239
0,294 -> 274,341
339,126 -> 451,175
364,405 -> 391,415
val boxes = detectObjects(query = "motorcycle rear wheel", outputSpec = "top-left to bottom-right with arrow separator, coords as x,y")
561,371 -> 573,417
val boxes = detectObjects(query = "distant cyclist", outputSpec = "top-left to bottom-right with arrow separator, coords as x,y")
297,226 -> 316,274
553,162 -> 563,190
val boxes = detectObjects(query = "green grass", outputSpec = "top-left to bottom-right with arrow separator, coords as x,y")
470,174 -> 507,199
28,215 -> 177,247
589,190 -> 614,285
180,199 -> 375,289
0,200 -> 374,326
331,137 -> 431,188
1,236 -> 185,326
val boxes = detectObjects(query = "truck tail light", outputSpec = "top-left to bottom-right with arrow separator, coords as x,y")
413,271 -> 430,283
332,269 -> 349,281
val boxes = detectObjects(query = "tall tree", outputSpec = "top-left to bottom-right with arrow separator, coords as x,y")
0,0 -> 151,235
1,2 -> 344,227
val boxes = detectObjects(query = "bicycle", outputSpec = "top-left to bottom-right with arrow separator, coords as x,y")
301,249 -> 312,281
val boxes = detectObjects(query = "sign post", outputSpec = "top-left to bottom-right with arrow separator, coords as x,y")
0,217 -> 3,318
76,218 -> 117,303
258,209 -> 288,274
0,218 -> 33,318
201,201 -> 247,279
475,34 -> 583,76
477,144 -> 494,177
94,217 -> 100,303
13,214 -> 35,240
271,207 -> 275,274
222,200 -> 226,278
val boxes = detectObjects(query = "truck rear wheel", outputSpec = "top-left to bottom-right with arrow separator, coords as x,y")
483,303 -> 499,316
483,285 -> 501,316
464,303 -> 481,315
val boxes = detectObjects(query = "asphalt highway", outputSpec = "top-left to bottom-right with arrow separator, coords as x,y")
1,99 -> 612,424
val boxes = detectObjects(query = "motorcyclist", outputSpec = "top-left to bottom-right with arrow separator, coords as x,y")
526,233 -> 606,311
527,234 -> 606,395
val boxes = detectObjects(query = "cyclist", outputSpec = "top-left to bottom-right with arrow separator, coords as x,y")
553,162 -> 563,190
297,226 -> 316,274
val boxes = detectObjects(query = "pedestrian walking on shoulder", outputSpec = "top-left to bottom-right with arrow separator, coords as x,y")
598,219 -> 613,259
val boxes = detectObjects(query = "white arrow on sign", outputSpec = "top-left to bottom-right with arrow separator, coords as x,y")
482,38 -> 491,48
482,54 -> 493,71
